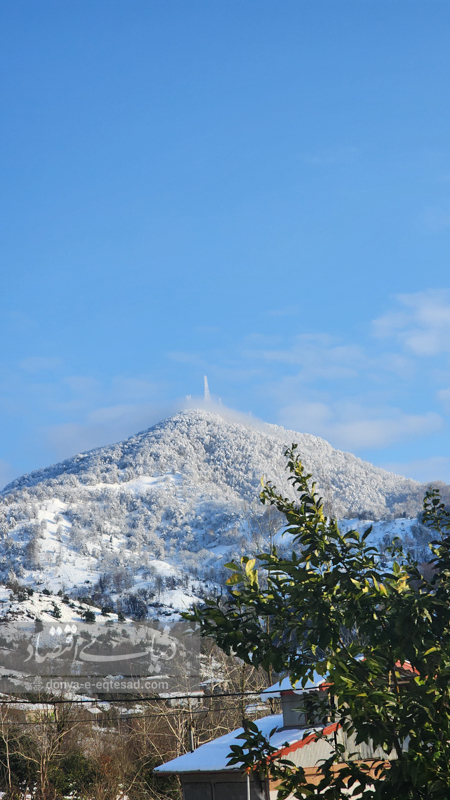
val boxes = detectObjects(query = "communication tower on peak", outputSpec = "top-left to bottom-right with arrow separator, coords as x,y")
203,375 -> 211,402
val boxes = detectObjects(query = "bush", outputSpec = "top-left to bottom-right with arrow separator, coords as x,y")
49,750 -> 99,797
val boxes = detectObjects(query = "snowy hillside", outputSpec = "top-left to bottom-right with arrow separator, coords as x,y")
0,408 -> 441,620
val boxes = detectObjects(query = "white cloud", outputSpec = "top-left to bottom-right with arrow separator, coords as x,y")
303,146 -> 359,166
5,290 -> 450,475
278,401 -> 443,451
268,307 -> 299,318
243,332 -> 282,347
38,372 -> 174,460
44,396 -> 264,462
437,387 -> 450,411
238,303 -> 449,454
382,456 -> 450,484
19,357 -> 63,373
168,351 -> 205,366
112,377 -> 162,401
0,459 -> 15,491
247,334 -> 366,380
380,353 -> 416,381
45,402 -> 177,460
183,397 -> 266,430
373,290 -> 450,356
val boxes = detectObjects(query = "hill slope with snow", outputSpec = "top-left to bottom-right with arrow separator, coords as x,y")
0,409 -> 441,619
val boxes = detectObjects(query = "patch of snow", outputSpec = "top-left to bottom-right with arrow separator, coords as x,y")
0,409 -> 442,620
155,714 -> 313,773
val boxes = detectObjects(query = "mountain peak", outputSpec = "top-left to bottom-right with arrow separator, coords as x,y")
3,406 -> 421,517
0,408 -> 434,614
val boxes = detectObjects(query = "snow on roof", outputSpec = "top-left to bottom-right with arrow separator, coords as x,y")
154,714 -> 317,774
262,673 -> 326,700
262,657 -> 411,701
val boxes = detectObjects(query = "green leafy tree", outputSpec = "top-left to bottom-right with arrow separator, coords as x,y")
48,750 -> 99,798
187,446 -> 450,799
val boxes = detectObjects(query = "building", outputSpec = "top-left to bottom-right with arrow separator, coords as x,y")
154,673 -> 390,799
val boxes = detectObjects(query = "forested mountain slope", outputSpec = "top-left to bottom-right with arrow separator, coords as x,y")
0,409 -> 439,618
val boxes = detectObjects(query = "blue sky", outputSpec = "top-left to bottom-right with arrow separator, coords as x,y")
2,0 -> 450,487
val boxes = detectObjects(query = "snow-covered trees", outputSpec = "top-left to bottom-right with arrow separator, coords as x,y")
0,409 -> 434,615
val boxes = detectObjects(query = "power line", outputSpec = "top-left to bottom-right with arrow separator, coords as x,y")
0,703 -> 272,727
0,688 -> 276,705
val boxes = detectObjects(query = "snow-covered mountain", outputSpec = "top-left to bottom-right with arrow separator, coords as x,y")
0,409 -> 442,621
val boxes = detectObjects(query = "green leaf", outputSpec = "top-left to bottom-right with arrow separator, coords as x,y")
182,449 -> 450,799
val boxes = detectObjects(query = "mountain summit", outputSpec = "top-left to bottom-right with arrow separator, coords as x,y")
4,408 -> 423,514
0,409 -> 432,616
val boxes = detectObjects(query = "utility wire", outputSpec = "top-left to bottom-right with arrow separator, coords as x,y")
0,688 -> 277,705
0,704 -> 274,726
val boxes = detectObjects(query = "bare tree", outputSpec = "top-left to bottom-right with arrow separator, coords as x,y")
13,700 -> 80,799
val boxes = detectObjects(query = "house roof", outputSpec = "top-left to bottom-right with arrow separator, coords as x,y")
263,654 -> 405,700
262,673 -> 326,700
156,662 -> 414,776
154,714 -> 320,774
261,659 -> 415,701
